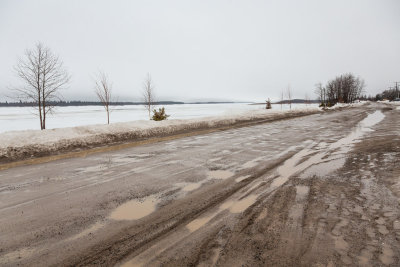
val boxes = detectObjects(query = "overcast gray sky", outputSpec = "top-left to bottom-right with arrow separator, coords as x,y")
0,0 -> 399,102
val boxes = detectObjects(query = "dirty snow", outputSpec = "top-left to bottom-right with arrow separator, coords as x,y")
326,101 -> 369,110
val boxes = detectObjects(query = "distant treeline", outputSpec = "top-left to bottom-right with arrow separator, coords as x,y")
274,99 -> 320,104
0,100 -> 239,107
315,73 -> 365,107
375,88 -> 400,101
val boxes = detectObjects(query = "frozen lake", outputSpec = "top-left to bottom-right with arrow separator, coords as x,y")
0,103 -> 317,133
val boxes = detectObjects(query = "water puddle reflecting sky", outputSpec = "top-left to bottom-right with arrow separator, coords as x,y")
110,195 -> 158,221
272,110 -> 385,185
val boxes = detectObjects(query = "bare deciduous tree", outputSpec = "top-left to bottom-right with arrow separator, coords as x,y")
377,87 -> 399,101
286,85 -> 292,110
94,71 -> 112,124
317,74 -> 364,106
314,82 -> 326,108
13,43 -> 70,130
143,73 -> 155,119
305,93 -> 310,106
280,90 -> 284,110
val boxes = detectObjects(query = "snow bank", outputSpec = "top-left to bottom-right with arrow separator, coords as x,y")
0,107 -> 322,163
377,100 -> 400,109
326,101 -> 369,110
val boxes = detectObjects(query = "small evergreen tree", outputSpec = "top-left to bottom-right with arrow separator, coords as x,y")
266,98 -> 272,109
152,107 -> 170,121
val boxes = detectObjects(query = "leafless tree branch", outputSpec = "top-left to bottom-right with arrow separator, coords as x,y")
286,85 -> 292,110
142,73 -> 155,120
12,42 -> 70,129
94,71 -> 112,124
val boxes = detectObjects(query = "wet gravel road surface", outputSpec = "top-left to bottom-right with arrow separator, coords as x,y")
0,103 -> 399,266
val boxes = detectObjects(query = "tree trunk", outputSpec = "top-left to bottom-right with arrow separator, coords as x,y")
107,108 -> 110,125
38,102 -> 43,130
42,92 -> 46,129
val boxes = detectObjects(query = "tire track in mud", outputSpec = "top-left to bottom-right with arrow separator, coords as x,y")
66,155 -> 293,266
64,109 -> 379,266
114,108 -> 392,266
191,121 -> 399,266
0,160 -> 207,212
3,109 -> 354,267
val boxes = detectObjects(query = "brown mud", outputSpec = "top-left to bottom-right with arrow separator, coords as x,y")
0,103 -> 399,266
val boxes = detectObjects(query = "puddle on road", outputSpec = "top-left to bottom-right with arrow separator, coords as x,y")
229,195 -> 258,213
186,194 -> 258,233
242,160 -> 258,169
110,196 -> 158,221
243,180 -> 264,194
271,146 -> 317,188
77,165 -> 105,173
242,157 -> 265,169
207,170 -> 233,180
329,110 -> 385,152
67,222 -> 104,241
271,111 -> 385,186
181,182 -> 202,192
235,175 -> 251,183
301,157 -> 345,178
177,170 -> 235,194
186,215 -> 214,232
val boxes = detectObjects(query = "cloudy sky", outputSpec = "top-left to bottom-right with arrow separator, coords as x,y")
0,0 -> 399,102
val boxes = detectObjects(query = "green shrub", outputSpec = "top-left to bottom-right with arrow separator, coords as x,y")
152,107 -> 170,121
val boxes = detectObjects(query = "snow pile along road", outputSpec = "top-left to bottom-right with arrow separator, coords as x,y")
325,101 -> 368,110
0,107 -> 324,163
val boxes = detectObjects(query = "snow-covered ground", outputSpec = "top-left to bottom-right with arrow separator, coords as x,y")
0,103 -> 317,133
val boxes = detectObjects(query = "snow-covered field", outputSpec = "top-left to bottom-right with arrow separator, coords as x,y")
0,103 -> 317,133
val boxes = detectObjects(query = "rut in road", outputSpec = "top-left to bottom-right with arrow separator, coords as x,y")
117,110 -> 395,266
71,108 -> 400,267
71,153 -> 291,266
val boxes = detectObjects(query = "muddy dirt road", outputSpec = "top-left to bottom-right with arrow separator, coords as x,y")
0,103 -> 399,266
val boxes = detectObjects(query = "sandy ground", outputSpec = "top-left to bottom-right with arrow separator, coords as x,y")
0,102 -> 399,266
